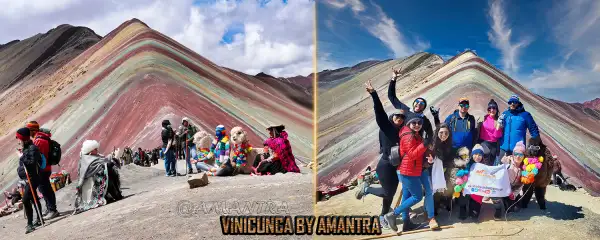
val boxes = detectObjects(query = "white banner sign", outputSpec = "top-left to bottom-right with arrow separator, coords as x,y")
463,163 -> 511,197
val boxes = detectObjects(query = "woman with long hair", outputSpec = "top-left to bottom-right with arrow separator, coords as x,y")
478,99 -> 503,165
431,123 -> 454,215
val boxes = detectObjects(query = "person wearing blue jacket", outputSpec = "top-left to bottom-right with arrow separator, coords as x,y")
496,95 -> 540,164
444,97 -> 478,153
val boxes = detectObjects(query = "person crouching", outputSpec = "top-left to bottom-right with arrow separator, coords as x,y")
500,141 -> 526,214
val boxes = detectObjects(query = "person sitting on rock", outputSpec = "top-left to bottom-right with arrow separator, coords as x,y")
74,140 -> 123,215
264,124 -> 301,173
253,125 -> 287,175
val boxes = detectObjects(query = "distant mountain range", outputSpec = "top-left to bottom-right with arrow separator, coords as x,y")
0,19 -> 313,194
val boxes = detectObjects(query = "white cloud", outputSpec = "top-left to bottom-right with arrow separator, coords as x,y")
0,0 -> 314,77
487,0 -> 531,74
323,0 -> 429,59
518,0 -> 600,102
323,0 -> 365,14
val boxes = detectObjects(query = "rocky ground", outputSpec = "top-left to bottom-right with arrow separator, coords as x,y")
0,159 -> 313,240
316,183 -> 600,240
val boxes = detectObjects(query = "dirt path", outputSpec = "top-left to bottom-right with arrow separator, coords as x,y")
0,159 -> 313,239
316,184 -> 600,240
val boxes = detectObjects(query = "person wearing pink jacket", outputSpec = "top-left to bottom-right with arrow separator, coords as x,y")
478,99 -> 503,165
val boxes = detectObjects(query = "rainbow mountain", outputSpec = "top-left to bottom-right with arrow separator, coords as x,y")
0,19 -> 313,192
317,51 -> 600,196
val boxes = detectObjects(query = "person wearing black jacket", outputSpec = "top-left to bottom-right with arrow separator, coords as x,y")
388,70 -> 434,147
161,120 -> 176,176
354,80 -> 420,231
16,128 -> 44,234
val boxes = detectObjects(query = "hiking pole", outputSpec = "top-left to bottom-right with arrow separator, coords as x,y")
24,167 -> 45,227
185,136 -> 189,176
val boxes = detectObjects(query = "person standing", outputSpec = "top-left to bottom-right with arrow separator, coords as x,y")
182,117 -> 198,174
26,121 -> 59,220
355,80 -> 409,229
388,69 -> 435,146
161,120 -> 176,176
497,95 -> 540,164
444,97 -> 477,152
16,127 -> 44,234
478,99 -> 503,165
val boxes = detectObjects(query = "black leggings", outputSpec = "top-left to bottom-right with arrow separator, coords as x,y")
521,184 -> 547,209
366,156 -> 399,216
22,182 -> 43,225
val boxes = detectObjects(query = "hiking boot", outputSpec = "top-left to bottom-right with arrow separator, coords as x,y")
188,169 -> 193,174
429,218 -> 440,230
42,209 -> 49,217
379,215 -> 390,230
25,224 -> 35,234
384,212 -> 398,232
402,217 -> 419,232
494,208 -> 502,220
32,219 -> 42,227
355,181 -> 369,200
44,210 -> 59,220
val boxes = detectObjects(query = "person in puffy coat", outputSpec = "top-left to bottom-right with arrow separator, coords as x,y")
497,95 -> 540,164
444,97 -> 478,152
478,99 -> 503,165
384,114 -> 431,233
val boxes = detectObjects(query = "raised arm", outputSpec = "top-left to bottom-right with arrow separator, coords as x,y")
367,83 -> 398,143
387,78 -> 411,112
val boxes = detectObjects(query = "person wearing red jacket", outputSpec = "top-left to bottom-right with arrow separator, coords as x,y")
26,121 -> 59,220
384,114 -> 429,233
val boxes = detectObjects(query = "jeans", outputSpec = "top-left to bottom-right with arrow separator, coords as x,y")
393,172 -> 423,216
195,162 -> 213,172
496,149 -> 512,166
38,170 -> 57,212
420,169 -> 435,219
185,143 -> 196,171
163,148 -> 176,175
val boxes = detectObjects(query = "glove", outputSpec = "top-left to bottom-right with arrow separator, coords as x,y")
498,113 -> 505,126
430,106 -> 440,116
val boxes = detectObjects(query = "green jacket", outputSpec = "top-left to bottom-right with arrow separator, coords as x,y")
186,125 -> 197,144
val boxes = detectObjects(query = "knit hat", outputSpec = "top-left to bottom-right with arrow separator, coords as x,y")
405,113 -> 424,126
513,141 -> 526,154
81,140 -> 100,155
508,95 -> 520,104
16,128 -> 30,141
26,121 -> 40,131
459,97 -> 469,105
181,117 -> 190,124
488,99 -> 498,110
472,144 -> 484,156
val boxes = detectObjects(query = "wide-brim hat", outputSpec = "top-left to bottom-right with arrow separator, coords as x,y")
266,123 -> 285,130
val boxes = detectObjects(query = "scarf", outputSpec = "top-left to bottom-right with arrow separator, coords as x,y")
232,143 -> 252,168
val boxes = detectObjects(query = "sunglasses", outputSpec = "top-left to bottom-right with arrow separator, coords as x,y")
459,104 -> 470,108
414,100 -> 425,105
528,145 -> 540,151
487,107 -> 497,111
514,153 -> 524,157
508,101 -> 519,105
410,121 -> 423,126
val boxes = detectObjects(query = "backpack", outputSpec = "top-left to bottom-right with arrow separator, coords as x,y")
389,132 -> 415,167
38,136 -> 62,165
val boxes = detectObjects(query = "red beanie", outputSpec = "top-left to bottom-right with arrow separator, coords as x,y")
16,128 -> 31,141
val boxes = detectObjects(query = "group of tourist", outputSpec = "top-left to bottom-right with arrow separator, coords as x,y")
161,117 -> 301,177
356,69 -> 557,233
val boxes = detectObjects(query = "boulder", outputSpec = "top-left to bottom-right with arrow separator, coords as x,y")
187,172 -> 209,189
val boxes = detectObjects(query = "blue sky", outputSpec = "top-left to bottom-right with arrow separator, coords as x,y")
319,0 -> 600,103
